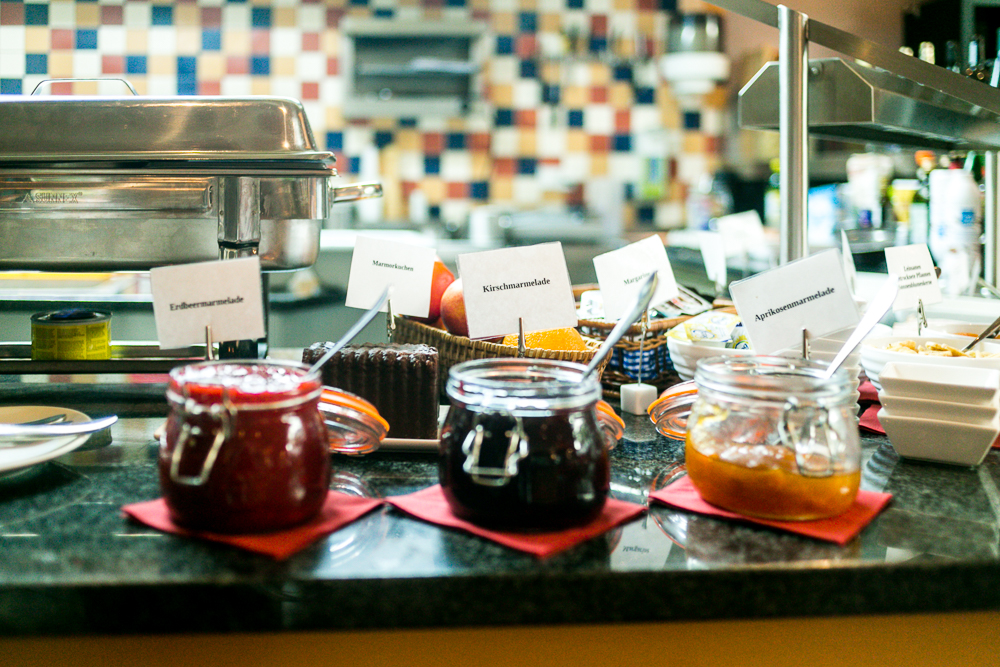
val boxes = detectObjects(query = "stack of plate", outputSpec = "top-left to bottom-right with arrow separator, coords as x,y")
876,362 -> 1000,466
666,335 -> 751,382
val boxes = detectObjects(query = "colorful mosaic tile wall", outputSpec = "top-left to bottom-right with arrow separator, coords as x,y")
0,0 -> 728,230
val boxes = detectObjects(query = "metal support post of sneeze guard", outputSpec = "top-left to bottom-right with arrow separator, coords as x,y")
778,4 -> 809,265
985,152 -> 999,287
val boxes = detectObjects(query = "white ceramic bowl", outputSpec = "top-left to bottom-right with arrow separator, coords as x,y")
860,336 -> 1000,389
878,362 -> 1000,405
879,394 -> 998,425
878,408 -> 999,466
892,319 -> 983,339
667,335 -> 752,382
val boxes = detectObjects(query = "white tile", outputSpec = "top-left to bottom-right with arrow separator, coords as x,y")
0,27 -> 25,56
583,105 -> 613,134
538,0 -> 564,12
123,3 -> 151,29
270,78 -> 299,99
536,126 -> 566,157
487,55 -> 518,84
297,5 -> 325,28
147,75 -> 176,96
221,76 -> 252,96
222,4 -> 251,31
72,52 -> 102,78
271,28 -> 302,57
441,200 -> 471,226
0,52 -> 25,78
630,107 -> 662,134
512,78 -> 541,109
489,0 -> 518,12
585,0 -> 612,12
676,153 -> 708,185
397,151 -> 425,181
195,0 -> 223,6
148,27 -> 175,56
301,102 -> 325,135
441,151 -> 473,181
655,201 -> 686,229
536,163 -> 566,191
296,52 -> 326,79
415,115 -> 447,132
608,153 -> 641,181
512,175 -> 544,206
565,60 -> 591,86
344,127 -> 374,155
700,107 -> 724,136
443,8 -> 473,21
49,1 -> 76,28
561,152 -> 591,182
394,6 -> 423,22
490,127 -> 519,157
22,75 -> 47,95
97,26 -> 126,55
319,78 -> 343,106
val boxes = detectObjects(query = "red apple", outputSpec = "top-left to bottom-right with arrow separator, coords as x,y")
440,279 -> 469,337
413,259 -> 455,325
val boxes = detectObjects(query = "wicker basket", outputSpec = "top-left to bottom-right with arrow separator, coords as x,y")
392,316 -> 609,397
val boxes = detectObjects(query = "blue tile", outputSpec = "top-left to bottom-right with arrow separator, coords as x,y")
567,109 -> 584,127
637,205 -> 656,225
398,118 -> 418,127
348,156 -> 361,173
613,134 -> 632,151
567,0 -> 584,7
326,131 -> 343,151
683,111 -> 701,130
177,80 -> 197,96
634,87 -> 655,104
202,29 -> 221,51
542,84 -> 559,105
24,3 -> 47,26
250,56 -> 270,76
76,29 -> 98,50
496,35 -> 514,55
446,133 -> 466,150
470,181 -> 489,199
177,56 -> 196,75
424,156 -> 441,175
227,0 -> 247,3
613,64 -> 632,82
251,7 -> 271,28
151,5 -> 173,26
373,8 -> 394,18
624,183 -> 635,200
659,0 -> 677,10
374,131 -> 393,148
428,205 -> 441,219
1,79 -> 23,95
519,12 -> 536,32
519,59 -> 537,78
25,53 -> 47,75
445,0 -> 466,6
349,0 -> 368,5
588,36 -> 607,54
494,108 -> 513,126
517,158 -> 537,175
126,56 -> 147,74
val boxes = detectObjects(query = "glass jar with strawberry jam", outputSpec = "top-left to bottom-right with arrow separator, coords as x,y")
685,356 -> 860,521
439,358 -> 609,529
160,360 -> 329,533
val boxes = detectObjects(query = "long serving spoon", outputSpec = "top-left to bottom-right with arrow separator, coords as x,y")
0,414 -> 118,444
821,274 -> 900,380
583,272 -> 659,380
308,286 -> 391,376
961,312 -> 1000,353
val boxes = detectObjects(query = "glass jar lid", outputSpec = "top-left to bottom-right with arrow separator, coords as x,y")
319,387 -> 389,455
446,358 -> 601,412
167,359 -> 321,409
694,355 -> 854,404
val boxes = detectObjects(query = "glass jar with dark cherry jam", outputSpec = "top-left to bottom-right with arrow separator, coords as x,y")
439,358 -> 609,529
160,360 -> 330,533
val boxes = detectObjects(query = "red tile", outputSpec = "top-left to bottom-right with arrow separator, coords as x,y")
201,7 -> 222,28
590,86 -> 608,104
199,81 -> 221,95
705,136 -> 721,153
540,158 -> 560,167
0,2 -> 24,25
516,34 -> 537,59
227,57 -> 249,75
401,181 -> 418,200
423,132 -> 445,155
589,135 -> 610,152
251,29 -> 269,53
447,182 -> 469,199
668,157 -> 678,180
494,158 -> 516,176
327,57 -> 339,76
468,132 -> 491,151
516,109 -> 537,127
302,32 -> 320,51
472,9 -> 490,21
101,55 -> 124,75
100,5 -> 123,25
590,15 -> 608,36
51,29 -> 74,50
615,110 -> 630,133
51,82 -> 73,96
638,0 -> 658,9
326,8 -> 343,27
301,82 -> 319,100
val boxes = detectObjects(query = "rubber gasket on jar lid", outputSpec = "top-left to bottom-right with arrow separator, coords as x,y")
647,380 -> 698,440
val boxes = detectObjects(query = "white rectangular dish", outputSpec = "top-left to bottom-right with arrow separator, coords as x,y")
878,362 -> 1000,405
878,408 -> 999,466
878,393 -> 998,425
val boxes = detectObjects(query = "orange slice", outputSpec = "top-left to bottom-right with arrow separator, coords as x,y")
501,327 -> 589,351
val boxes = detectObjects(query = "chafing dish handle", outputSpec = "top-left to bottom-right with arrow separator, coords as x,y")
331,182 -> 383,203
31,78 -> 138,95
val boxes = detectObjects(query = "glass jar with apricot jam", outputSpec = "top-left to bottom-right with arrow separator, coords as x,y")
685,356 -> 861,521
439,358 -> 609,529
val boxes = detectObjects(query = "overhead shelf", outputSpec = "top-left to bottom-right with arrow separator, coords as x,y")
740,57 -> 1000,151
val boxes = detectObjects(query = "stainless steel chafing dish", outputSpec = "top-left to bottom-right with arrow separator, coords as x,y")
0,90 -> 380,271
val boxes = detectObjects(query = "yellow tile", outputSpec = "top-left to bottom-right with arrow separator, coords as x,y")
491,84 -> 513,107
446,118 -> 467,132
518,129 -> 536,154
149,55 -> 173,76
48,53 -> 74,78
126,30 -> 148,53
326,108 -> 345,128
542,191 -> 564,205
129,78 -> 148,95
275,7 -> 297,28
472,153 -> 491,180
539,14 -> 561,32
322,31 -> 337,53
273,56 -> 296,77
251,79 -> 272,95
175,4 -> 200,27
395,129 -> 421,151
223,30 -> 251,55
590,153 -> 609,176
74,80 -> 99,95
562,85 -> 588,107
24,27 -> 49,51
470,0 -> 490,11
372,117 -> 396,131
492,13 -> 515,33
75,4 -> 100,27
199,54 -> 226,79
609,83 -> 632,107
420,177 -> 446,204
176,27 -> 200,55
614,0 -> 635,10
491,178 -> 514,202
683,132 -> 707,153
541,61 -> 561,84
566,130 -> 588,152
636,14 -> 659,37
589,62 -> 610,86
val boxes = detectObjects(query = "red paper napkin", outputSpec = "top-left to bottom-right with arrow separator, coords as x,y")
122,492 -> 384,560
386,484 -> 646,558
649,476 -> 892,545
859,403 -> 885,435
858,379 -> 879,404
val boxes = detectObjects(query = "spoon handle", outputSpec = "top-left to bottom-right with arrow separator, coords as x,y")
0,414 -> 118,440
821,274 -> 899,380
308,287 -> 390,376
583,272 -> 659,379
961,312 -> 1000,353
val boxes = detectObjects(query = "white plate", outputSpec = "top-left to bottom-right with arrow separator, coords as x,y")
861,336 -> 1000,389
0,406 -> 93,474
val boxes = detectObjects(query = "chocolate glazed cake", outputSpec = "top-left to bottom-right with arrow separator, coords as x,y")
303,343 -> 439,440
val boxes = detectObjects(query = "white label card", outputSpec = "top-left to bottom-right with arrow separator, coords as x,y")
150,257 -> 266,349
884,243 -> 942,311
345,235 -> 436,317
841,230 -> 858,295
457,242 -> 577,340
699,231 -> 728,288
729,248 -> 859,355
593,235 -> 680,321
715,210 -> 767,257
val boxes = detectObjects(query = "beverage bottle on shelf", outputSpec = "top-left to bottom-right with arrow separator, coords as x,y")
909,150 -> 935,246
966,35 -> 988,81
928,156 -> 983,296
945,40 -> 961,73
919,41 -> 936,64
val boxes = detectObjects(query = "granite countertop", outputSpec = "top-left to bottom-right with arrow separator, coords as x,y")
2,382 -> 1000,637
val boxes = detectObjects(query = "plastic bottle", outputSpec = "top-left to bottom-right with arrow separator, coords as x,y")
928,162 -> 982,296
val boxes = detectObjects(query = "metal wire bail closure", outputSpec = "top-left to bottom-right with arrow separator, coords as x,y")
777,394 -> 835,478
461,411 -> 529,487
169,392 -> 236,487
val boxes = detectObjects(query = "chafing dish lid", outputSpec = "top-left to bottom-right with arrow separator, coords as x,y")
0,95 -> 335,168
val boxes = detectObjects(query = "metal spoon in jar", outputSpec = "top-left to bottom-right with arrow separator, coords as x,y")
582,272 -> 659,380
820,274 -> 899,380
308,286 -> 391,376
